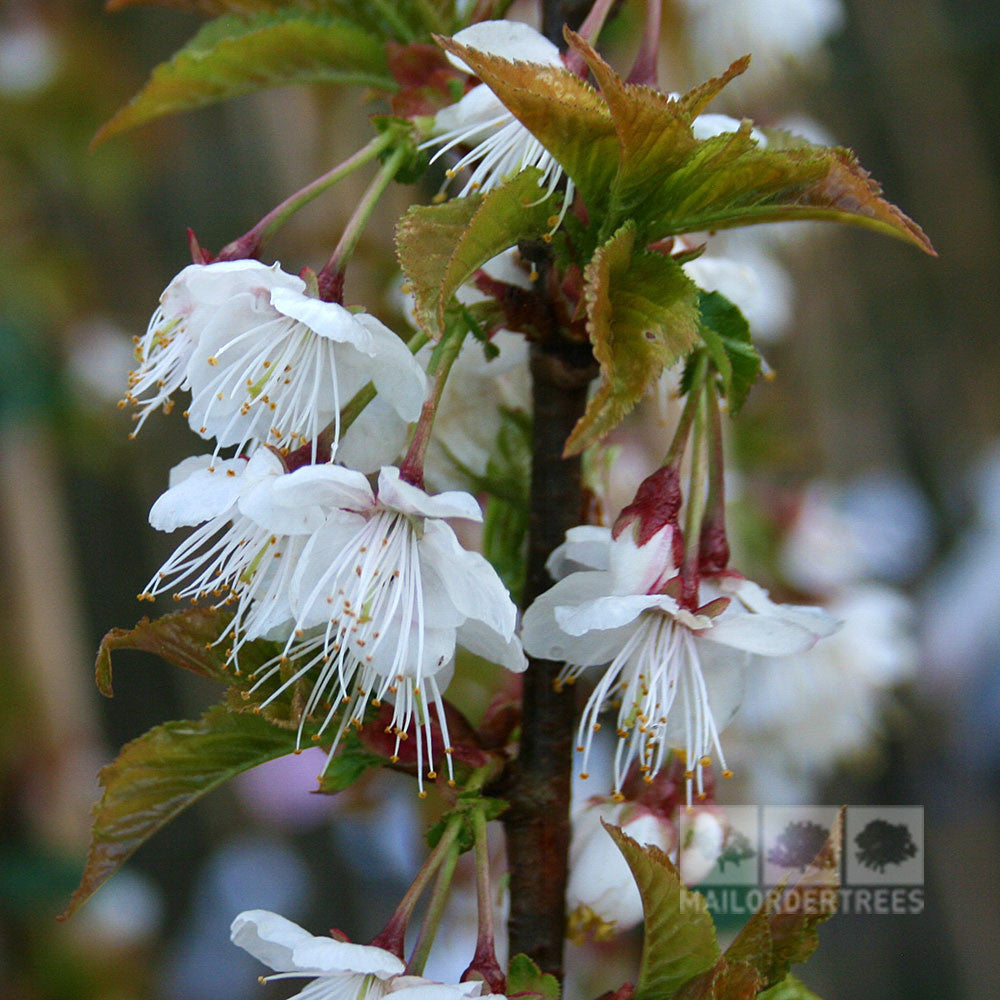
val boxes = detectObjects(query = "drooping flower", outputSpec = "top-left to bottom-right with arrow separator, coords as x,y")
424,20 -> 574,220
250,465 -> 526,790
522,522 -> 837,800
181,260 -> 426,467
123,260 -> 291,435
141,448 -> 376,663
231,909 -> 501,1000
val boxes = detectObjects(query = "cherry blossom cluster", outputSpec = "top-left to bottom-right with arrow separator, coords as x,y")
116,11 -> 854,991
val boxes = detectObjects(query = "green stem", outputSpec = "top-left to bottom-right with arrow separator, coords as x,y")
216,132 -> 395,261
663,353 -> 708,467
313,331 -> 429,462
398,325 -> 469,486
318,145 -> 409,303
407,838 -> 461,976
370,814 -> 463,958
681,374 -> 710,597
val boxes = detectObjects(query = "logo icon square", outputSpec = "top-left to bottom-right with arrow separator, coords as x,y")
846,806 -> 923,885
763,806 -> 842,887
683,805 -> 759,886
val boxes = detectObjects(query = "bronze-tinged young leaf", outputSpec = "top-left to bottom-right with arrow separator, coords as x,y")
564,30 -> 748,231
759,974 -> 825,1000
434,34 -> 620,219
604,822 -> 721,1000
395,169 -> 552,337
724,809 -> 844,990
61,705 -> 295,920
565,222 -> 699,455
562,30 -> 933,255
507,954 -> 560,1000
94,607 -> 280,697
95,10 -> 392,144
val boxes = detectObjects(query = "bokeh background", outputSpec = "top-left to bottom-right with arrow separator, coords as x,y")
1,1 -> 999,998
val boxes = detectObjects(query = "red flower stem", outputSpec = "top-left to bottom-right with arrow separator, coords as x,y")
464,806 -> 505,992
215,131 -> 394,262
627,0 -> 662,85
563,0 -> 617,74
317,145 -> 409,303
698,375 -> 731,574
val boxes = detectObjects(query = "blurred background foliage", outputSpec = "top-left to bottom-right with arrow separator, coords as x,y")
1,1 -> 999,998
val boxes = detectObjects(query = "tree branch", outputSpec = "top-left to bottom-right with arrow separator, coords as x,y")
501,335 -> 596,977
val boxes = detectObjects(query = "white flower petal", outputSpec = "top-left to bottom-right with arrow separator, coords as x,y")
149,456 -> 247,530
355,314 -> 428,422
376,466 -> 483,522
457,618 -> 527,673
230,909 -> 401,977
700,608 -> 823,656
447,19 -> 563,72
419,519 -> 516,637
555,593 -> 679,636
608,523 -> 678,595
230,909 -> 317,973
272,463 -> 374,512
521,572 -> 644,666
270,289 -> 377,351
546,525 -> 612,579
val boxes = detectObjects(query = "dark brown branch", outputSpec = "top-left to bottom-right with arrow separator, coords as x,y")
501,337 -> 596,977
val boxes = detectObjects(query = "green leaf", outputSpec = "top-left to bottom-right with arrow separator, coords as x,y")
61,705 -> 295,919
94,607 -> 279,697
565,222 -> 700,455
396,169 -> 554,338
696,291 -> 761,414
507,954 -> 560,1000
434,35 -> 620,221
564,32 -> 933,252
315,729 -> 383,793
605,822 -> 721,1000
472,407 -> 531,602
439,29 -> 932,255
95,10 -> 392,144
724,809 -> 844,990
759,974 -> 825,1000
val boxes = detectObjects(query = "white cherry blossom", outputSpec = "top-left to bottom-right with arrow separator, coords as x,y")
142,448 -> 374,663
231,910 -> 501,1000
249,465 -> 526,790
522,523 -> 836,800
184,260 -> 426,467
124,261 -> 289,435
424,20 -> 574,222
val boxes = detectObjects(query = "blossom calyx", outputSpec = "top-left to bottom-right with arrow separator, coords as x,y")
612,465 -> 684,554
